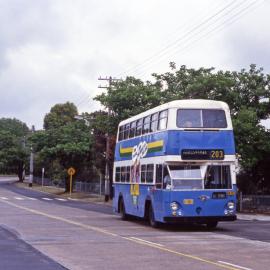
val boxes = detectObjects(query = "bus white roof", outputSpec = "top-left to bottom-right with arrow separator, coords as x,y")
119,99 -> 230,126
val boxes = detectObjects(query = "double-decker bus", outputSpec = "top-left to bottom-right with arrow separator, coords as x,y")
112,99 -> 237,228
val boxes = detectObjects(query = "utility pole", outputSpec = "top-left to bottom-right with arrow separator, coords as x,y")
29,125 -> 35,187
98,76 -> 121,201
22,136 -> 26,181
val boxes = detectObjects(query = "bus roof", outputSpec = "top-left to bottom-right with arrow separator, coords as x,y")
119,99 -> 230,126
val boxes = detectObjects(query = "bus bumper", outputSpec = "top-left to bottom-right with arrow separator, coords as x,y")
163,215 -> 237,224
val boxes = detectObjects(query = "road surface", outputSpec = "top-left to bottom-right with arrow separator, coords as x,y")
0,176 -> 269,270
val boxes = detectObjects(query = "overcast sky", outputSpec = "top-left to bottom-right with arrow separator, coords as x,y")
0,0 -> 269,129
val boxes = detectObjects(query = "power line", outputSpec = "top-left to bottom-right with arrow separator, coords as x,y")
75,93 -> 91,107
134,0 -> 263,79
116,0 -> 239,77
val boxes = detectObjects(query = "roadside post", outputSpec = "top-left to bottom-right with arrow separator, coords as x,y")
42,167 -> 45,186
67,167 -> 76,196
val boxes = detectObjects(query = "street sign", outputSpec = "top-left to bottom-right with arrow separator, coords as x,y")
67,167 -> 76,196
68,167 -> 76,176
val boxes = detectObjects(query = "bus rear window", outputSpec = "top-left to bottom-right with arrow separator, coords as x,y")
177,109 -> 227,128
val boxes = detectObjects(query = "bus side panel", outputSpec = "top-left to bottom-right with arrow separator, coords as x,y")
151,190 -> 171,222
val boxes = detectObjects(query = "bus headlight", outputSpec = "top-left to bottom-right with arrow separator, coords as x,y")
227,201 -> 235,210
170,202 -> 179,211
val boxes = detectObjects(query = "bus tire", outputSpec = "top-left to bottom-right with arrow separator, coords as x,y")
149,203 -> 159,228
119,198 -> 128,220
206,221 -> 218,229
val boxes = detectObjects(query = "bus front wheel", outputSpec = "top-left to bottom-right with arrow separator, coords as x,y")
119,198 -> 128,220
149,204 -> 159,228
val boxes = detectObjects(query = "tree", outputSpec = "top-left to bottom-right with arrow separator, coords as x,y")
0,118 -> 29,180
44,102 -> 78,130
94,64 -> 270,193
30,103 -> 93,192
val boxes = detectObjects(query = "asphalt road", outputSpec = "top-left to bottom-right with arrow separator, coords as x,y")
0,177 -> 269,270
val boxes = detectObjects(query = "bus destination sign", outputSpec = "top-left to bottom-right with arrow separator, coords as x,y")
181,149 -> 224,160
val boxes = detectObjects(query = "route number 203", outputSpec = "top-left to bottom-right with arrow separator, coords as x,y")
210,150 -> 224,160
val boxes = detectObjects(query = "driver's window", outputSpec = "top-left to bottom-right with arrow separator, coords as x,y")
155,164 -> 163,189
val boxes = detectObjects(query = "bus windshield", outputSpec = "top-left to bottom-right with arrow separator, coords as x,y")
177,109 -> 227,128
169,165 -> 202,190
168,164 -> 232,190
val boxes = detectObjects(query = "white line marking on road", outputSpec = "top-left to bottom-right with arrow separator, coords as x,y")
42,197 -> 53,201
129,237 -> 164,247
0,197 -> 8,200
68,197 -> 78,201
26,197 -> 37,200
218,261 -> 253,270
14,197 -> 24,200
55,198 -> 67,201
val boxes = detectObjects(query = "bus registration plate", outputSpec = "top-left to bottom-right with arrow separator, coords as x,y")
183,199 -> 194,205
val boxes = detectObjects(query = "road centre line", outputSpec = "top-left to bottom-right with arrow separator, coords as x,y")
14,197 -> 24,200
0,198 -> 242,270
0,197 -> 8,200
218,261 -> 253,270
55,198 -> 67,201
42,198 -> 53,201
129,236 -> 164,247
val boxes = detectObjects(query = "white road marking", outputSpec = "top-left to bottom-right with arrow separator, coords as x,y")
42,197 -> 53,201
218,261 -> 253,270
55,198 -> 67,201
26,197 -> 37,200
68,197 -> 78,201
14,197 -> 24,200
0,197 -> 8,200
129,236 -> 164,247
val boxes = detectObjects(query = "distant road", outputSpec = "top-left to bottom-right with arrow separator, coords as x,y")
0,177 -> 269,270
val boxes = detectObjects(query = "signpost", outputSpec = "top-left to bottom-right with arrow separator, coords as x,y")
67,167 -> 76,196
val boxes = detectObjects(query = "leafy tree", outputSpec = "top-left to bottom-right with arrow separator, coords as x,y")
95,64 -> 270,193
31,103 -> 93,191
44,102 -> 78,130
0,118 -> 29,180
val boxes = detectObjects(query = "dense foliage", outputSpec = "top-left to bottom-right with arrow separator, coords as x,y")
95,64 -> 270,194
0,118 -> 29,180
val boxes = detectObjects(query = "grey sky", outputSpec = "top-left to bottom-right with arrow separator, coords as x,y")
0,0 -> 269,129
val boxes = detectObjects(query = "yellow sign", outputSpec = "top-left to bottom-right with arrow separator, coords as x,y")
183,199 -> 194,205
130,184 -> 139,196
68,167 -> 76,176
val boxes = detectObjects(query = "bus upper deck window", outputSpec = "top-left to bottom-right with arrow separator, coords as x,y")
177,109 -> 227,128
150,113 -> 158,133
202,110 -> 227,128
118,126 -> 124,141
158,110 -> 168,130
177,109 -> 201,128
129,121 -> 136,138
124,123 -> 130,139
142,116 -> 151,134
136,119 -> 143,136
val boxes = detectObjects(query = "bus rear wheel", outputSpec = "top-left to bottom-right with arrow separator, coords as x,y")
119,198 -> 128,220
149,204 -> 159,228
206,221 -> 218,229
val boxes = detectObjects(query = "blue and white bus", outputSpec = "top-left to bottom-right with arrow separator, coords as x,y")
112,100 -> 237,228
